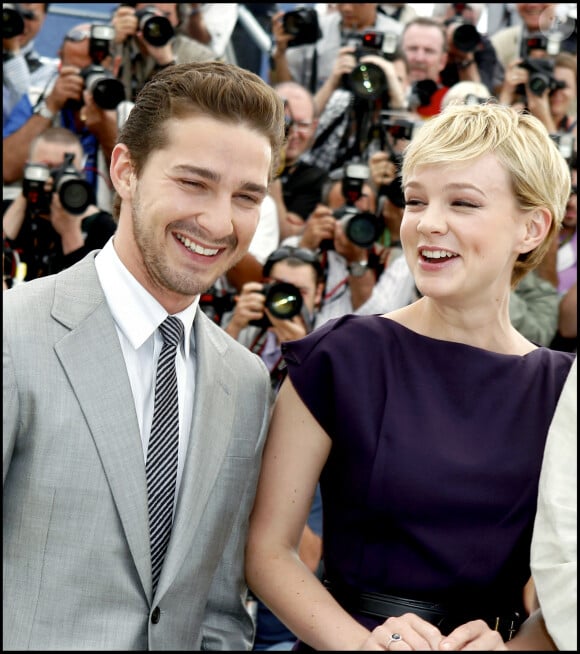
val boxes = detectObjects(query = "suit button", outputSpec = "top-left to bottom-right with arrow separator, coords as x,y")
151,607 -> 161,624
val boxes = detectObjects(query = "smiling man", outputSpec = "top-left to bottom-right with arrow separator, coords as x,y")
3,61 -> 285,650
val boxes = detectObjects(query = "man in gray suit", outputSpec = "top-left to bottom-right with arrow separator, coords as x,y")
3,61 -> 285,650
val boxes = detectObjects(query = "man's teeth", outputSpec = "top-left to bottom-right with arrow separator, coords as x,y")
421,249 -> 456,259
176,234 -> 219,256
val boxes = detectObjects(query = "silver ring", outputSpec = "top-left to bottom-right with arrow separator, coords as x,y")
387,633 -> 402,648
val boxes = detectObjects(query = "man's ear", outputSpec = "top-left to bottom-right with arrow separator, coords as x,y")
109,143 -> 134,199
518,208 -> 552,254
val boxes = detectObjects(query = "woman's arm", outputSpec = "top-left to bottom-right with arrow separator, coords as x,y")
245,378 -> 373,650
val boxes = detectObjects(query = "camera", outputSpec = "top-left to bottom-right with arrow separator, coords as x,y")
517,57 -> 566,97
80,64 -> 126,110
249,281 -> 304,329
341,30 -> 398,100
199,286 -> 238,325
282,7 -> 321,47
22,153 -> 95,216
327,162 -> 383,249
407,79 -> 439,109
64,24 -> 125,112
380,116 -> 420,142
520,32 -> 561,58
89,23 -> 115,63
82,25 -> 125,110
2,3 -> 34,38
445,4 -> 482,53
135,5 -> 175,46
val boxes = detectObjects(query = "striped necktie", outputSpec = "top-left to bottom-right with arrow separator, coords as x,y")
146,315 -> 183,594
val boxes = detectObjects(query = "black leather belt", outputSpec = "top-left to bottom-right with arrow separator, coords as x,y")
324,581 -> 524,642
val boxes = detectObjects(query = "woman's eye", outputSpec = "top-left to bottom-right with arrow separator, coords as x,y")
452,200 -> 480,208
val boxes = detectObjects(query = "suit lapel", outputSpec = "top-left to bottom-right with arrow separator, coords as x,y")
52,256 -> 152,597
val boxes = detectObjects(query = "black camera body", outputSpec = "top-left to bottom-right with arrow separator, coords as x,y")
199,287 -> 238,325
135,5 -> 175,46
380,117 -> 419,142
22,153 -> 94,216
2,3 -> 34,38
517,57 -> 565,97
249,281 -> 304,329
282,7 -> 321,47
327,162 -> 383,249
407,79 -> 439,109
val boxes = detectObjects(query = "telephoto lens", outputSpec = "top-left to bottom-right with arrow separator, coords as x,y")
135,6 -> 175,46
249,281 -> 303,329
346,62 -> 388,101
334,206 -> 383,248
81,65 -> 126,110
2,3 -> 34,39
50,153 -> 94,215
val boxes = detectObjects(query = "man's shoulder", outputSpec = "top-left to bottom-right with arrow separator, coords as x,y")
375,12 -> 404,35
490,24 -> 521,47
173,34 -> 217,63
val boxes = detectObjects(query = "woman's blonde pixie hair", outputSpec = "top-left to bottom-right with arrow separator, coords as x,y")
401,102 -> 571,287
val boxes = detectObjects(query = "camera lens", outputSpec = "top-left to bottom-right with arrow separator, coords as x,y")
83,66 -> 126,109
282,8 -> 320,47
283,12 -> 303,36
3,5 -> 25,39
265,282 -> 303,320
452,23 -> 481,52
528,73 -> 550,96
342,211 -> 382,248
139,12 -> 174,46
347,62 -> 388,100
58,176 -> 94,214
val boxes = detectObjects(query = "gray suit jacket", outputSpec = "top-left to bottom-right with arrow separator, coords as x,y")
3,252 -> 274,650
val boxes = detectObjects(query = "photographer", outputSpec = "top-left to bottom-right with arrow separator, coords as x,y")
223,246 -> 325,390
271,81 -> 328,241
498,48 -> 576,146
491,3 -> 576,79
111,3 -> 216,102
3,3 -> 57,128
3,126 -> 116,281
433,3 -> 504,95
3,22 -> 122,211
270,4 -> 402,93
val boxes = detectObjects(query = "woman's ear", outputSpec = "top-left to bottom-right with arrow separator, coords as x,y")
518,208 -> 552,254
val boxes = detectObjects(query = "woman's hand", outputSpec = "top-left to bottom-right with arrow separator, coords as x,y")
358,613 -> 445,650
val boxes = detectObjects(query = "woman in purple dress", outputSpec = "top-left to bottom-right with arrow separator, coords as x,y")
245,102 -> 575,651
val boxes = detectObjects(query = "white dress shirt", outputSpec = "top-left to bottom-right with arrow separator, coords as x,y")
95,238 -> 199,512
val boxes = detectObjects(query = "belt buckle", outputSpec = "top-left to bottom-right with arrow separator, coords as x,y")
492,613 -> 520,641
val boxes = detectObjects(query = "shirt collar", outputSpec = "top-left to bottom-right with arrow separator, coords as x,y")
95,237 -> 199,356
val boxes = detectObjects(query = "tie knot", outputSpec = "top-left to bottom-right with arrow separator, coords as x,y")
159,316 -> 184,348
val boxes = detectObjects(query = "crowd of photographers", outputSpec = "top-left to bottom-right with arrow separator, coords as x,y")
2,2 -> 577,649
2,2 -> 577,351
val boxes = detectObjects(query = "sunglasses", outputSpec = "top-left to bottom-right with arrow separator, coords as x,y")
263,246 -> 323,279
64,28 -> 91,42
